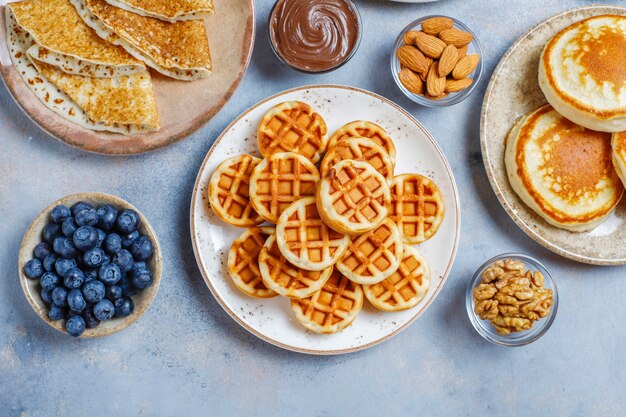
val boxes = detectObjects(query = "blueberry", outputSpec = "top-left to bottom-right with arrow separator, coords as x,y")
104,233 -> 122,254
99,263 -> 121,286
119,275 -> 138,297
72,226 -> 98,251
50,205 -> 71,224
51,286 -> 68,307
121,231 -> 140,248
55,257 -> 77,277
116,209 -> 140,234
131,261 -> 147,272
67,289 -> 87,312
40,272 -> 61,291
83,247 -> 106,268
106,285 -> 123,301
43,253 -> 59,272
82,280 -> 105,303
130,236 -> 154,261
24,259 -> 44,279
52,236 -> 78,258
34,242 -> 52,260
61,217 -> 78,237
66,315 -> 86,337
93,299 -> 115,321
130,267 -> 152,289
114,297 -> 134,318
101,253 -> 111,265
95,228 -> 106,248
113,249 -> 134,272
42,222 -> 61,244
97,205 -> 119,230
71,201 -> 93,216
48,304 -> 66,321
83,308 -> 100,329
64,267 -> 85,289
84,269 -> 98,282
40,288 -> 53,305
75,208 -> 98,227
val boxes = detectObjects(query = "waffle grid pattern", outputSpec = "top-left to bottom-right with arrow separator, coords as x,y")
227,227 -> 277,298
320,138 -> 394,180
328,121 -> 396,164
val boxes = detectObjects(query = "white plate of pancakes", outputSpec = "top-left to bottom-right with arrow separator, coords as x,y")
190,85 -> 460,354
482,5 -> 626,265
0,0 -> 254,154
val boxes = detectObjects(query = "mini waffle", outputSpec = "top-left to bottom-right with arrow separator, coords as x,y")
389,174 -> 445,243
290,269 -> 363,334
257,101 -> 328,163
249,152 -> 320,223
317,160 -> 391,235
258,233 -> 333,299
208,154 -> 264,227
328,121 -> 396,165
227,227 -> 277,298
276,197 -> 350,271
363,246 -> 430,311
335,219 -> 403,285
320,137 -> 394,180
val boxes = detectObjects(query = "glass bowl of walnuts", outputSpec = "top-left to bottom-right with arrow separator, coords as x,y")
390,15 -> 483,107
466,253 -> 558,346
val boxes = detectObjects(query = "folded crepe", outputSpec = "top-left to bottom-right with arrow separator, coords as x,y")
103,0 -> 215,22
71,0 -> 212,80
6,2 -> 160,134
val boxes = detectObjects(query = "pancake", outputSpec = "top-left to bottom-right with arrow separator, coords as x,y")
505,105 -> 623,232
612,131 -> 626,187
103,0 -> 214,22
71,0 -> 212,80
8,0 -> 143,77
539,15 -> 626,132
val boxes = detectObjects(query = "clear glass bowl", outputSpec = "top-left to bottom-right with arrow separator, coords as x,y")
390,15 -> 483,107
466,253 -> 558,347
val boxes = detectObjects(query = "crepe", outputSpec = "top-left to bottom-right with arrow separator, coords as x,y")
103,0 -> 215,22
6,5 -> 160,134
71,0 -> 212,80
8,0 -> 144,77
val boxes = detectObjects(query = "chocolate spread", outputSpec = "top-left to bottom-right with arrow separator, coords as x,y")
269,0 -> 360,72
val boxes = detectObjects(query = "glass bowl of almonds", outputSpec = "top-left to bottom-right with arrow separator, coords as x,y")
465,253 -> 558,346
391,15 -> 483,106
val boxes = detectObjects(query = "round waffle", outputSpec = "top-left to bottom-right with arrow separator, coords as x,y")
363,246 -> 430,311
328,121 -> 396,165
317,160 -> 391,235
290,269 -> 363,334
249,152 -> 320,223
227,227 -> 277,298
258,233 -> 333,299
335,219 -> 403,285
208,154 -> 264,227
257,101 -> 328,163
320,137 -> 394,180
389,174 -> 445,244
276,197 -> 350,271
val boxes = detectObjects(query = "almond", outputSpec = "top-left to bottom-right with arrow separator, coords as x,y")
414,31 -> 447,59
396,45 -> 430,74
445,78 -> 473,93
399,68 -> 424,95
420,57 -> 434,79
421,17 -> 454,36
452,54 -> 480,79
439,28 -> 474,47
426,62 -> 446,97
438,45 -> 458,77
403,30 -> 420,46
457,45 -> 468,57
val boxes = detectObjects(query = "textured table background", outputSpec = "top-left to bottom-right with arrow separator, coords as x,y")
1,0 -> 624,415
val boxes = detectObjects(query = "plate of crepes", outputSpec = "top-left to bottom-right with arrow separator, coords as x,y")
0,0 -> 254,154
190,85 -> 460,354
482,5 -> 626,265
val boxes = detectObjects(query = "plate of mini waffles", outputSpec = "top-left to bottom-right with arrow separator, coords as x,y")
191,85 -> 460,354
481,5 -> 626,264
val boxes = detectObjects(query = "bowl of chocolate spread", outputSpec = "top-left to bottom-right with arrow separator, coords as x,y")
268,0 -> 362,73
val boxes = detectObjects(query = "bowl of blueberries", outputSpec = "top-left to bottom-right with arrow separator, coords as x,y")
18,192 -> 162,338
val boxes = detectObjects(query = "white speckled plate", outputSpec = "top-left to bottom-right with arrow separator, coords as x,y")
481,5 -> 626,265
190,85 -> 460,354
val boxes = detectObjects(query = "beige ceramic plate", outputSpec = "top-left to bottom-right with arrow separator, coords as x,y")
0,0 -> 254,155
18,192 -> 162,337
481,5 -> 626,266
190,85 -> 460,354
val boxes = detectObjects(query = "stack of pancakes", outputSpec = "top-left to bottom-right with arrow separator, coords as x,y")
506,15 -> 626,232
6,0 -> 213,134
208,101 -> 446,334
